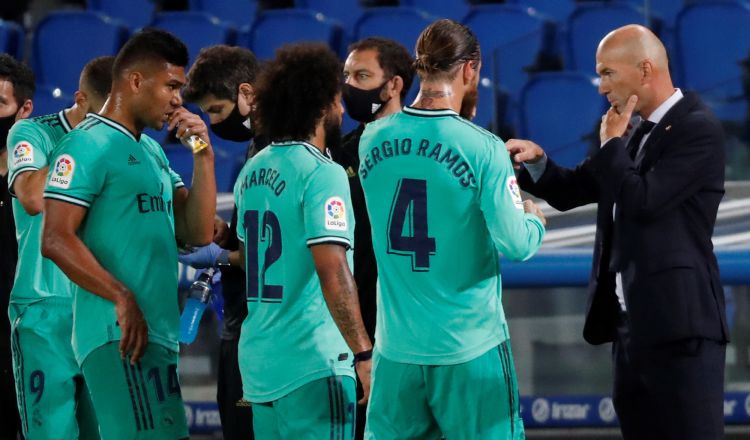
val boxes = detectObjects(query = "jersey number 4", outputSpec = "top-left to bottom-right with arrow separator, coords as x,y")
244,210 -> 284,302
387,178 -> 436,271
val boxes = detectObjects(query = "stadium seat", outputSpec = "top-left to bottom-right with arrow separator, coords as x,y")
353,7 -> 434,55
295,0 -> 363,37
566,2 -> 651,75
212,140 -> 248,192
518,72 -> 606,168
243,9 -> 344,60
623,0 -> 682,28
0,20 -> 24,60
32,86 -> 72,117
88,0 -> 155,29
400,0 -> 470,20
164,145 -> 195,188
463,5 -> 556,99
151,12 -> 237,67
675,0 -> 750,122
473,77 -> 500,132
188,0 -> 258,26
514,0 -> 576,23
32,11 -> 129,94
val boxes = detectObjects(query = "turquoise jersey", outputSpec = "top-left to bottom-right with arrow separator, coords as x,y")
359,107 -> 545,365
43,114 -> 184,364
7,110 -> 74,304
234,141 -> 355,402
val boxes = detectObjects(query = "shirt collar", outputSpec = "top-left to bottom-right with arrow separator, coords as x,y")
646,88 -> 683,125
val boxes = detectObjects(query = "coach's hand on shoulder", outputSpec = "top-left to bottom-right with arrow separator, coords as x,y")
116,290 -> 149,365
356,358 -> 372,406
506,139 -> 545,168
523,199 -> 546,227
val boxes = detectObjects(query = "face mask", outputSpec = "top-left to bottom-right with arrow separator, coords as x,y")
342,81 -> 390,123
0,113 -> 17,149
210,102 -> 254,142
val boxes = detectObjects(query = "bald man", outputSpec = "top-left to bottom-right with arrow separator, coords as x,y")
508,25 -> 727,439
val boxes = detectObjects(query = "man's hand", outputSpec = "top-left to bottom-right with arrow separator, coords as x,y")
506,139 -> 545,169
213,217 -> 230,248
355,358 -> 372,406
524,199 -> 546,227
115,290 -> 149,364
600,95 -> 638,144
179,243 -> 228,269
168,107 -> 211,148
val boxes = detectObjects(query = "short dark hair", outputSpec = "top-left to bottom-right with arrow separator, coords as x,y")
183,45 -> 260,103
80,56 -> 114,101
348,37 -> 415,101
415,19 -> 481,81
0,54 -> 35,108
253,43 -> 341,142
112,28 -> 188,77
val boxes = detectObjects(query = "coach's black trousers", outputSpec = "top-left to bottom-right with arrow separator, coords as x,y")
612,313 -> 726,440
217,337 -> 254,440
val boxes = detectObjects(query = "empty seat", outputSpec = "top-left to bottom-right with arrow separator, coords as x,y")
88,0 -> 155,29
400,0 -> 470,20
515,0 -> 576,23
675,1 -> 750,121
188,0 -> 258,26
0,20 -> 24,60
296,0 -> 363,37
32,86 -> 72,117
354,7 -> 434,55
518,72 -> 606,168
150,12 -> 237,66
32,11 -> 129,93
244,9 -> 344,60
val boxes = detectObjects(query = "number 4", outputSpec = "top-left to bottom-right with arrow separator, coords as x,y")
387,178 -> 436,271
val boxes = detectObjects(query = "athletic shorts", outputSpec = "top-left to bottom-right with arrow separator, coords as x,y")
365,340 -> 525,440
10,298 -> 99,439
81,341 -> 188,440
252,375 -> 356,440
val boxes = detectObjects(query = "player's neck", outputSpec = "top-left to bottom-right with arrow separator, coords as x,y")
307,123 -> 326,153
412,82 -> 462,113
64,106 -> 86,128
99,95 -> 142,138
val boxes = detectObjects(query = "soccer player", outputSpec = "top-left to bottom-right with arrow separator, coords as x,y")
7,55 -> 113,439
0,53 -> 34,440
359,19 -> 546,439
234,43 -> 372,439
181,44 -> 264,440
41,29 -> 216,440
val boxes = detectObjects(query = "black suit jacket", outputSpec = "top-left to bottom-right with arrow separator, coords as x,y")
518,92 -> 729,348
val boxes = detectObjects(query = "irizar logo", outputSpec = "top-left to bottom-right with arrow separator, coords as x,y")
598,397 -> 617,423
531,398 -> 550,423
128,154 -> 140,165
744,394 -> 750,416
725,398 -> 737,417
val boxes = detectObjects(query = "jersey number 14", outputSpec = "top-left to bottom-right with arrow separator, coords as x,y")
387,178 -> 436,271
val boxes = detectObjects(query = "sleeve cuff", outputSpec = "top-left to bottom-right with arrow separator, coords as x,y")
306,236 -> 352,249
523,154 -> 548,183
43,191 -> 91,208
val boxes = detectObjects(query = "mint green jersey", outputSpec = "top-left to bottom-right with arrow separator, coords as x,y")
43,114 -> 184,364
7,110 -> 74,305
359,107 -> 545,365
234,141 -> 355,403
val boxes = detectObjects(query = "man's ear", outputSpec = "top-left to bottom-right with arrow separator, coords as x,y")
639,59 -> 654,85
128,71 -> 144,94
17,98 -> 33,119
387,75 -> 404,101
73,90 -> 88,109
462,60 -> 478,86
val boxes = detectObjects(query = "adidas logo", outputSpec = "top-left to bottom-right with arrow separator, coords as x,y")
128,154 -> 140,165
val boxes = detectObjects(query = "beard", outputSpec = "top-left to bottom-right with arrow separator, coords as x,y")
460,86 -> 479,121
323,111 -> 342,152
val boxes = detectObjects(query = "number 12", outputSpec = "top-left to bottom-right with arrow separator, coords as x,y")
244,210 -> 284,302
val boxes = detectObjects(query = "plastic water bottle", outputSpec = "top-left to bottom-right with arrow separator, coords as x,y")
179,268 -> 215,344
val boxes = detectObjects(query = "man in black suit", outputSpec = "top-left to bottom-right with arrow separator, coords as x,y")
508,25 -> 728,439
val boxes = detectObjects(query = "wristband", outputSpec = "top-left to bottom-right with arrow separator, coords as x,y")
353,349 -> 373,365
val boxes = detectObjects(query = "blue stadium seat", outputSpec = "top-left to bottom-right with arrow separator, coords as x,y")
675,1 -> 750,122
244,9 -> 344,60
33,11 -> 129,93
0,20 -> 24,60
566,3 -> 650,75
354,7 -> 434,55
32,86 -> 72,117
296,0 -> 363,37
514,0 -> 576,23
463,5 -> 556,98
623,0 -> 681,28
188,0 -> 258,26
88,0 -> 155,29
400,0 -> 470,20
212,140 -> 248,192
151,12 -> 237,67
473,77 -> 499,132
518,72 -> 606,168
164,145 -> 195,188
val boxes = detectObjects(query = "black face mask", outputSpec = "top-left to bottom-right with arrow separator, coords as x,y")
0,113 -> 16,149
342,81 -> 390,123
210,103 -> 255,142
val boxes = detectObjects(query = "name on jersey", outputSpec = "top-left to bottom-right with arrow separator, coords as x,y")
48,154 -> 75,189
238,167 -> 286,197
12,141 -> 34,167
136,184 -> 173,215
359,138 -> 476,187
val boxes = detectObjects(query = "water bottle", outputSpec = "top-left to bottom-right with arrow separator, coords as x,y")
179,268 -> 215,344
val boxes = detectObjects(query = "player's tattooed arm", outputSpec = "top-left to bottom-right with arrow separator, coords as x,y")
311,244 -> 372,354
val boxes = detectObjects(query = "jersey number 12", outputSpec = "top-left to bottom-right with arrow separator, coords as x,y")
244,210 -> 283,302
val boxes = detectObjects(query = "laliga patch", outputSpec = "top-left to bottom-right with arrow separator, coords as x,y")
48,154 -> 75,189
12,142 -> 34,167
506,176 -> 524,210
324,197 -> 348,231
